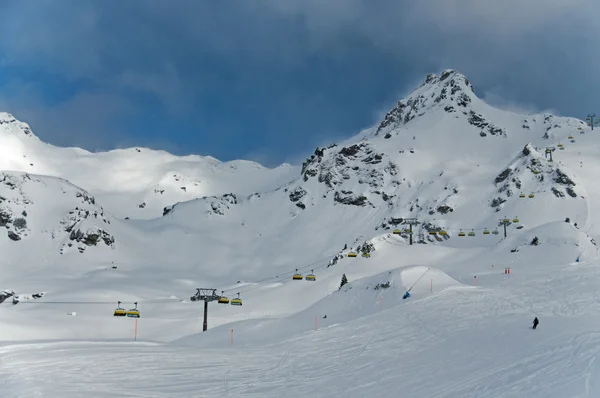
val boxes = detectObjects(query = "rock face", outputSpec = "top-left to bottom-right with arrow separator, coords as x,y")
68,227 -> 115,253
376,70 -> 476,136
491,143 -> 578,211
0,173 -> 35,241
0,289 -> 15,304
300,142 -> 392,194
0,171 -> 117,254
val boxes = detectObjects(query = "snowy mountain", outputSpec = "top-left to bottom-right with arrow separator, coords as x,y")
0,112 -> 298,219
2,69 -> 600,397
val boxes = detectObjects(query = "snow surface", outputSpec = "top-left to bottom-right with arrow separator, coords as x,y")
2,70 -> 600,396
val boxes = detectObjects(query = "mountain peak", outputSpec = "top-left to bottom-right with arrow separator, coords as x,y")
375,69 -> 475,135
422,69 -> 473,90
0,112 -> 36,138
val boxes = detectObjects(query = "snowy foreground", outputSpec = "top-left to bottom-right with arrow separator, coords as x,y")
3,249 -> 600,397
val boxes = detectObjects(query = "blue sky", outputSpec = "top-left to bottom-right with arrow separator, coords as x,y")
0,0 -> 599,166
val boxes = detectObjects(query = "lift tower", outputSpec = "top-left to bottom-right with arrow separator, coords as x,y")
190,288 -> 222,331
402,218 -> 420,245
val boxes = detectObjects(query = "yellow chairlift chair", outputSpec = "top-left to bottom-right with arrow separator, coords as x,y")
126,302 -> 140,318
230,293 -> 242,306
218,291 -> 230,304
292,269 -> 303,280
114,301 -> 126,317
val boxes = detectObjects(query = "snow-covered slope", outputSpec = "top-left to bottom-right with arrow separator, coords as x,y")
2,69 -> 600,396
0,112 -> 297,219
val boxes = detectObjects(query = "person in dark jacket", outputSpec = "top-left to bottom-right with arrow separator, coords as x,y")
533,317 -> 539,329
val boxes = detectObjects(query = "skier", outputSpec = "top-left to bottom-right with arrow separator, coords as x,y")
532,317 -> 539,330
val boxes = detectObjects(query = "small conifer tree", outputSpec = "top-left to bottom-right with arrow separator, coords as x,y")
339,273 -> 348,289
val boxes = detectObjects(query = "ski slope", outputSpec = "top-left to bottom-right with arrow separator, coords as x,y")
2,70 -> 600,396
3,256 -> 600,397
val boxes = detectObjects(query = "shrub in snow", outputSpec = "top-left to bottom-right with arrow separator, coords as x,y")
12,217 -> 26,229
358,241 -> 375,254
374,282 -> 390,290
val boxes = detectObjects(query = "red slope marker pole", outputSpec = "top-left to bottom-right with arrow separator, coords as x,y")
230,328 -> 234,346
134,318 -> 138,341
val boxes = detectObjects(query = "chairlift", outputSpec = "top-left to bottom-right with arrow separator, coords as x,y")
458,230 -> 465,237
113,301 -> 126,317
519,193 -> 525,198
439,230 -> 447,235
292,269 -> 303,280
529,193 -> 535,198
392,229 -> 401,234
348,252 -> 357,257
218,291 -> 230,304
230,293 -> 242,306
428,231 -> 437,235
492,229 -> 499,235
468,230 -> 475,237
126,302 -> 140,318
483,228 -> 490,235
305,270 -> 316,281
570,139 -> 575,143
361,252 -> 371,258
513,217 -> 520,223
503,218 -> 510,223
568,135 -> 573,139
559,146 -> 565,150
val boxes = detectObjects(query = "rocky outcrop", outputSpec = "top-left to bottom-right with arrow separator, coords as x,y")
334,191 -> 369,206
468,111 -> 506,137
69,227 -> 115,247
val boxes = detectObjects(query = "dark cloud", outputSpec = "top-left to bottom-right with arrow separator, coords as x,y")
0,0 -> 598,166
